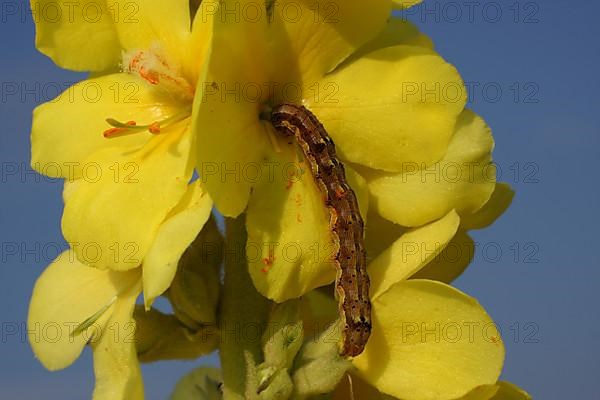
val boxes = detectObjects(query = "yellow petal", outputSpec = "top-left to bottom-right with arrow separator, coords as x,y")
368,109 -> 496,227
63,122 -> 193,270
368,210 -> 460,300
185,0 -> 217,83
143,181 -> 213,308
461,183 -> 514,231
31,0 -> 121,71
456,385 -> 499,400
193,0 -> 271,216
491,382 -> 532,400
245,140 -> 335,301
92,282 -> 144,400
393,0 -> 424,9
195,112 -> 269,217
354,280 -> 504,400
113,0 -> 191,56
411,231 -> 475,284
28,251 -> 140,371
456,382 -> 531,400
345,166 -> 370,222
269,0 -> 391,89
353,18 -> 433,60
31,74 -> 182,179
307,46 -> 466,172
332,374 -> 390,400
245,138 -> 369,301
364,211 -> 407,263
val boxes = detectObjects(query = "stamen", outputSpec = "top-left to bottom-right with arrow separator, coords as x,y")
139,66 -> 160,85
71,296 -> 118,338
103,121 -> 140,138
103,108 -> 191,139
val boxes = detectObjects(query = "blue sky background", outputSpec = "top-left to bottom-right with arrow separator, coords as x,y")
1,0 -> 599,398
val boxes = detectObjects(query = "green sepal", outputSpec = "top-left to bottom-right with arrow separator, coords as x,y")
262,300 -> 304,371
291,321 -> 352,399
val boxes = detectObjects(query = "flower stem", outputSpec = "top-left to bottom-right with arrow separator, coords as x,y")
220,216 -> 271,399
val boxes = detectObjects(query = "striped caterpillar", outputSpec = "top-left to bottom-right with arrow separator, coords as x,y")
271,104 -> 371,357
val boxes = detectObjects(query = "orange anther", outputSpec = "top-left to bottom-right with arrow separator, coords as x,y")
261,250 -> 276,273
103,127 -> 126,138
128,52 -> 143,70
149,122 -> 161,134
139,67 -> 160,85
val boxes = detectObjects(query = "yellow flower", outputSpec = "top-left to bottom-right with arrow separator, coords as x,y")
354,277 -> 504,400
28,251 -> 144,400
332,375 -> 532,400
29,2 -> 222,398
297,182 -> 514,399
27,1 -> 520,399
296,210 -> 503,399
30,0 -> 213,273
28,182 -> 216,399
193,0 -> 501,305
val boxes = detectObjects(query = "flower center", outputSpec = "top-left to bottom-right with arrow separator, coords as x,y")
104,44 -> 194,139
123,44 -> 194,100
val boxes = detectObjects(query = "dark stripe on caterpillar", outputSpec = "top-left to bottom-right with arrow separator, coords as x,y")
271,103 -> 371,357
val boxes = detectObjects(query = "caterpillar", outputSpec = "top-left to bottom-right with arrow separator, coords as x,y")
271,104 -> 371,357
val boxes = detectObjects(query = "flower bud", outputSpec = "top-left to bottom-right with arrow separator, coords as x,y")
169,217 -> 223,329
134,307 -> 218,363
